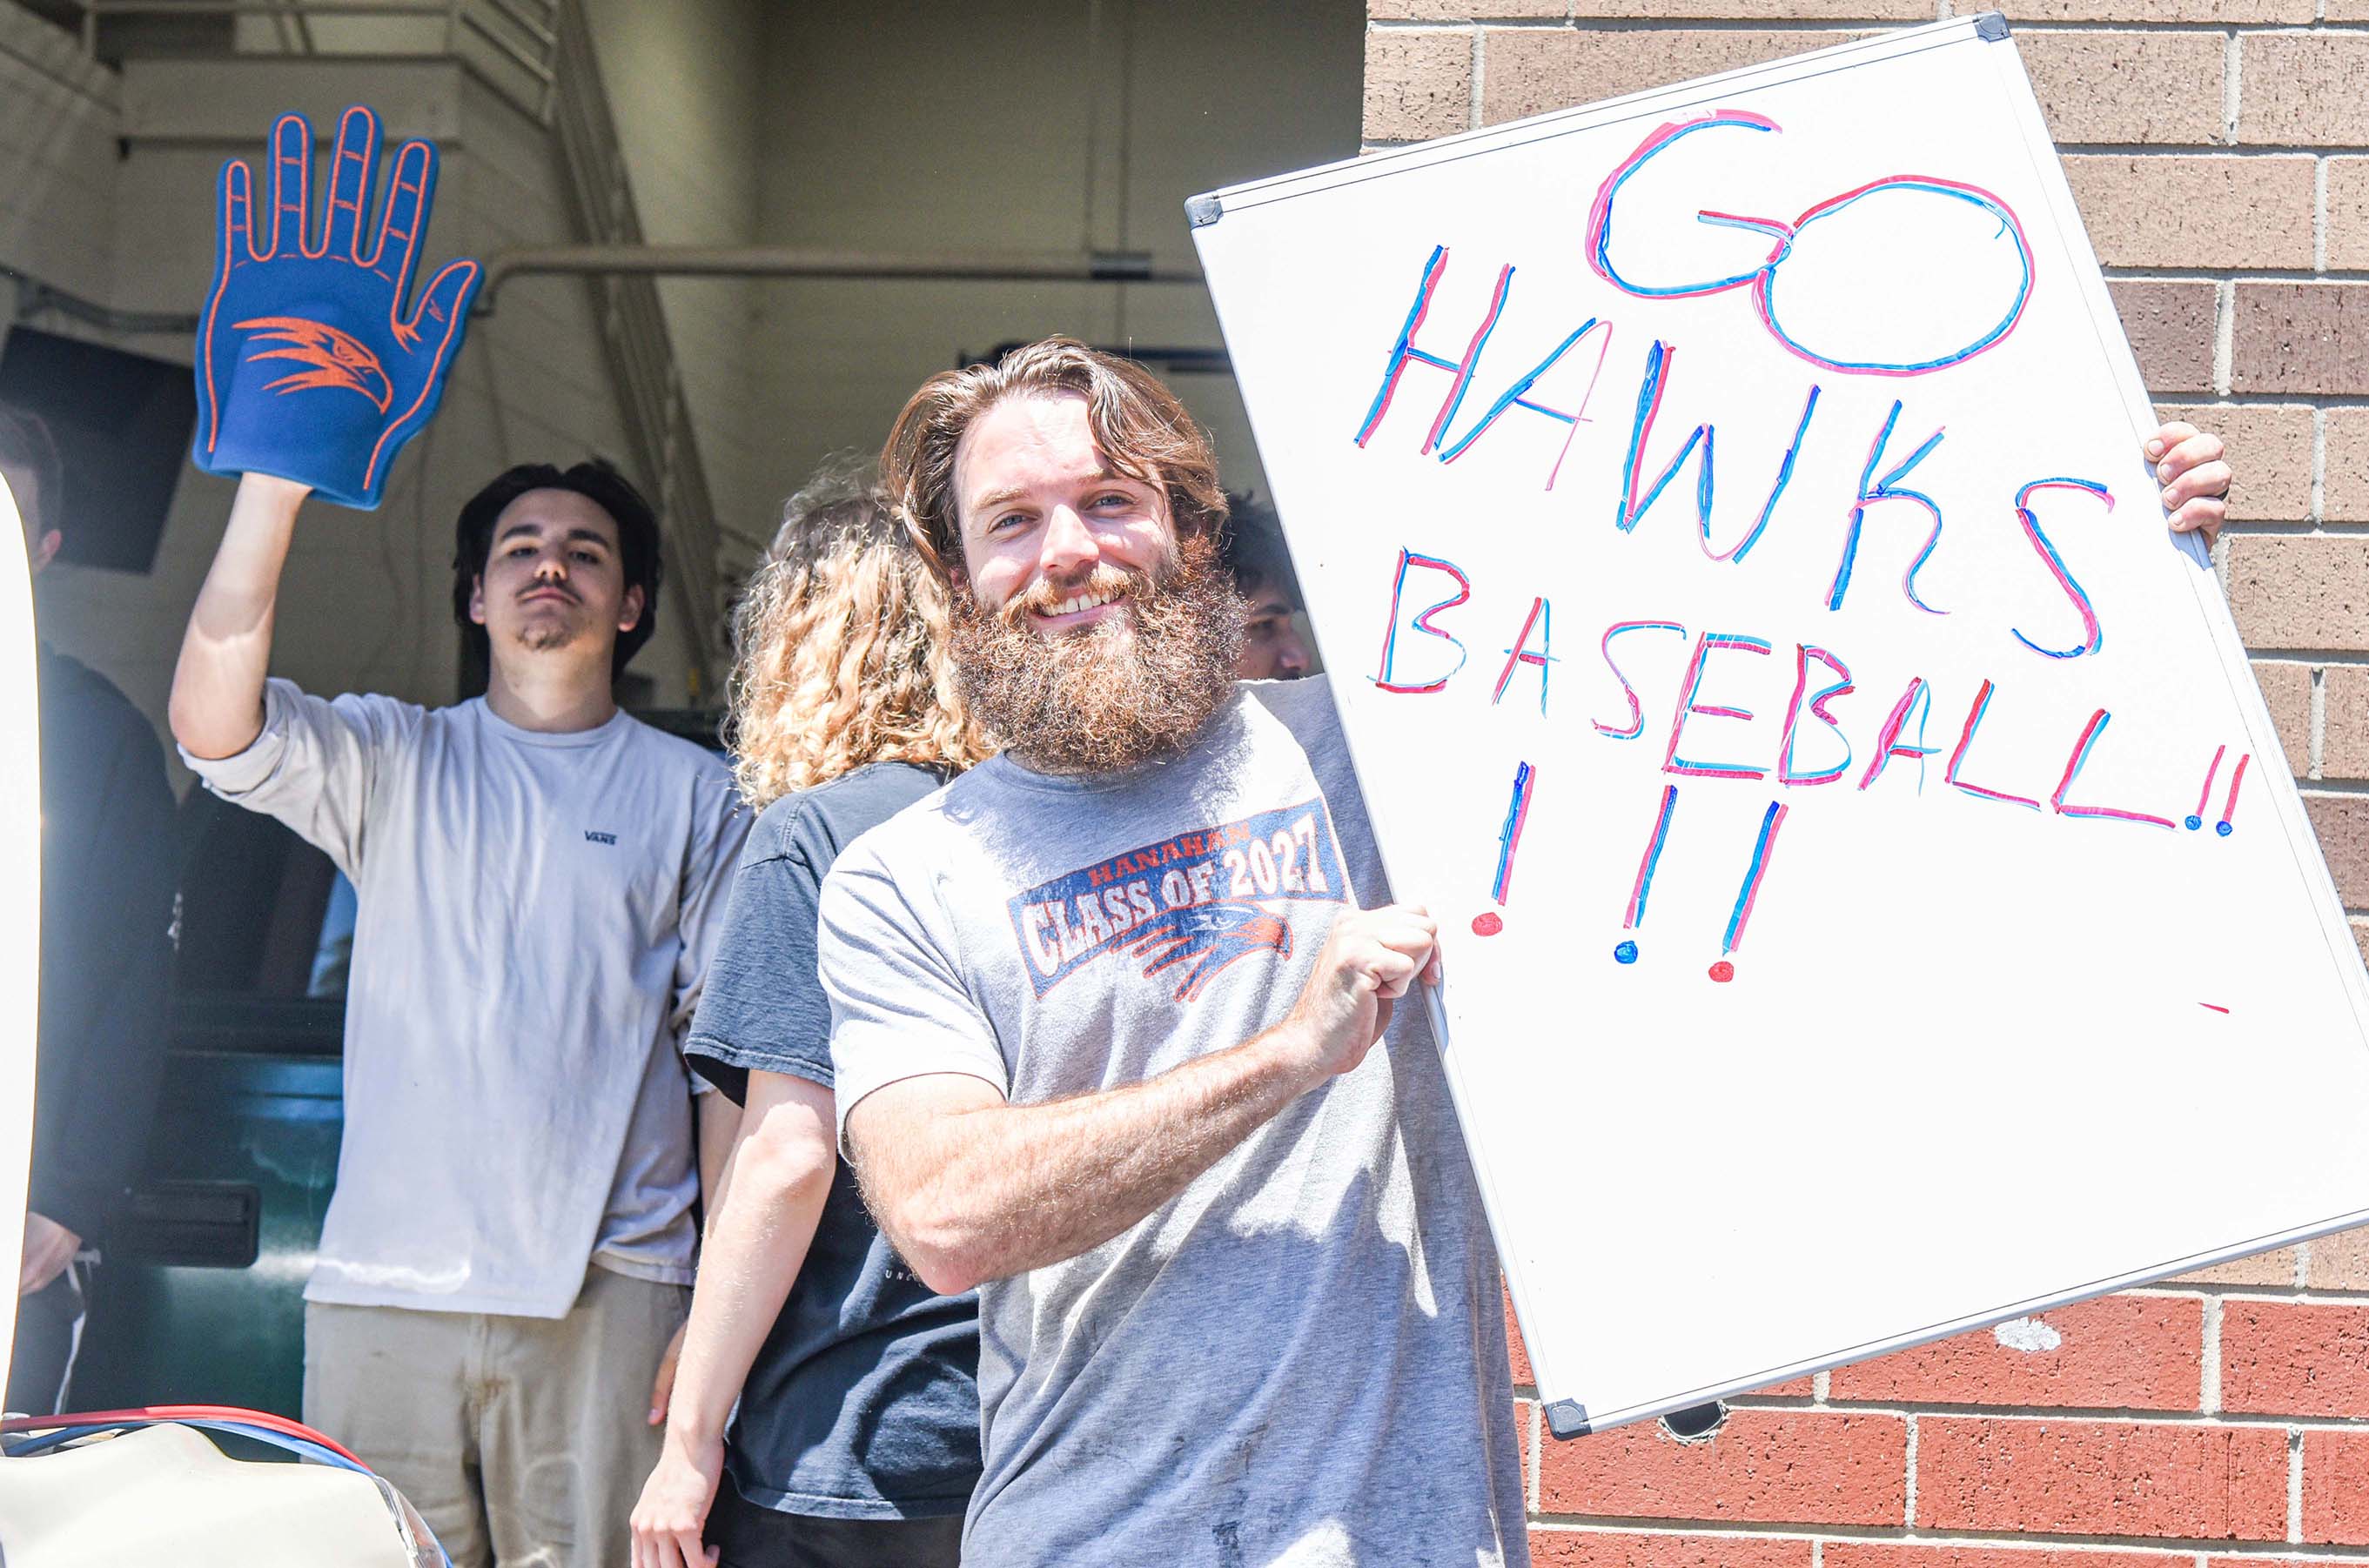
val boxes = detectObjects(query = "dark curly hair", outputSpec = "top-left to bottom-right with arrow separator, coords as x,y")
451,459 -> 661,681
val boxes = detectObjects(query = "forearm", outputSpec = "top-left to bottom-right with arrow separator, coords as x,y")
170,472 -> 308,758
857,1023 -> 1324,1294
667,1135 -> 830,1444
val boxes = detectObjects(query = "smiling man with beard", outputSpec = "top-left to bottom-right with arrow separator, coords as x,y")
815,338 -> 1525,1568
171,461 -> 747,1568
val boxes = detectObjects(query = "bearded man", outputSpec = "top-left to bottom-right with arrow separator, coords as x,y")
814,338 -> 1516,1567
817,338 -> 2232,1567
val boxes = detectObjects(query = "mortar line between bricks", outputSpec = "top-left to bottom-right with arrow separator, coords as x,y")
2160,395 -> 2369,407
1364,15 -> 1918,29
2010,21 -> 2369,33
2070,147 -> 2369,157
1728,1398 -> 2369,1429
1361,140 -> 2369,159
2292,1427 -> 2307,1545
2214,277 -> 2237,397
2312,665 -> 2328,780
2205,1291 -> 2225,1413
1904,1411 -> 1918,1528
1519,1517 -> 2369,1553
2222,522 -> 2369,536
1367,16 -> 1934,31
2318,157 -> 2332,274
2108,269 -> 2369,281
2131,1268 -> 2369,1287
1468,25 -> 1484,137
1528,1399 -> 1542,1515
2314,406 -> 2330,522
2223,26 -> 2241,148
1522,1523 -> 2369,1562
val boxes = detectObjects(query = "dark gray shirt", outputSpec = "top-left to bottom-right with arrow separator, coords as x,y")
686,761 -> 981,1520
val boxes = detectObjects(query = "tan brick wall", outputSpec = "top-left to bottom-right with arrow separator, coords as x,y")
1363,3 -> 2369,1561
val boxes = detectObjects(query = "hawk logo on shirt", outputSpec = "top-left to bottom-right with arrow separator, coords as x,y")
1004,800 -> 1346,1001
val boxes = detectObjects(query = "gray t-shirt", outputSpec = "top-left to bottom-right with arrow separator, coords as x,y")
818,678 -> 1525,1568
182,680 -> 746,1317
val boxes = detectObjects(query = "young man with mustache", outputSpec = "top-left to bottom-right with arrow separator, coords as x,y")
170,462 -> 747,1568
820,338 -> 2232,1565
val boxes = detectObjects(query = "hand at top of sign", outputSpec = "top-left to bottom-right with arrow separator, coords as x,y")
191,105 -> 480,511
2146,421 -> 2231,539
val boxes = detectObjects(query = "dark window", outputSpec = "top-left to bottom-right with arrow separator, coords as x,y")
176,791 -> 351,1006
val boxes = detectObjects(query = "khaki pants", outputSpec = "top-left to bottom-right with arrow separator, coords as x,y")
303,1269 -> 688,1568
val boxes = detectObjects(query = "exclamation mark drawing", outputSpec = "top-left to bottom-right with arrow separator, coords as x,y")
2186,745 -> 2224,831
1710,801 -> 1789,983
1614,784 -> 1679,964
1472,761 -> 1535,937
2217,752 -> 2249,837
2187,746 -> 2250,836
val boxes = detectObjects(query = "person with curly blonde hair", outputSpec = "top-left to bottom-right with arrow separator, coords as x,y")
632,459 -> 987,1568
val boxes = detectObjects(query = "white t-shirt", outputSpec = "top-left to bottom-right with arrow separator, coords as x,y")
184,679 -> 746,1317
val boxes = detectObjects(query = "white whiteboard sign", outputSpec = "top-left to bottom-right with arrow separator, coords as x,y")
1191,15 -> 2369,1436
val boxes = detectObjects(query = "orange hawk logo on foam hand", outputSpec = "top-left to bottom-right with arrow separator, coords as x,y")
233,316 -> 393,413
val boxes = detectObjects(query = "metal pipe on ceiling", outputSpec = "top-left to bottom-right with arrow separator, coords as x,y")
475,245 -> 1204,311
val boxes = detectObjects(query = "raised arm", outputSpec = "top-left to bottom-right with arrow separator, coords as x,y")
173,103 -> 479,758
169,471 -> 310,760
842,904 -> 1441,1297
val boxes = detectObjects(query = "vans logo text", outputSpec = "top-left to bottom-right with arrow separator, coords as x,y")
584,830 -> 618,845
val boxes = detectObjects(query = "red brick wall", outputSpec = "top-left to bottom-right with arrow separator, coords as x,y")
1366,3 -> 2369,1559
1502,1245 -> 2369,1560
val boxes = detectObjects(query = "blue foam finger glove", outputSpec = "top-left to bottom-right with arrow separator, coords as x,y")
192,105 -> 480,510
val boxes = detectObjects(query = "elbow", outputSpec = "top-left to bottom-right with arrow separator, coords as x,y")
164,686 -> 201,755
731,1121 -> 836,1210
166,686 -> 244,762
875,1189 -> 991,1297
909,1244 -> 983,1299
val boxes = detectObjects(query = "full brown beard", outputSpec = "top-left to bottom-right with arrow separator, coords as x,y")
950,532 -> 1245,775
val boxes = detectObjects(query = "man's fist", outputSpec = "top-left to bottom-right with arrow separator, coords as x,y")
1278,904 -> 1442,1082
192,105 -> 480,510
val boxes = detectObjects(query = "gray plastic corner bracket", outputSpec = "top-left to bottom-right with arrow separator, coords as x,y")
1975,11 -> 2010,40
1545,1399 -> 1593,1439
1185,193 -> 1224,229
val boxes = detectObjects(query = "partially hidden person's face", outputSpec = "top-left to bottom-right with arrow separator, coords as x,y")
945,389 -> 1244,774
468,488 -> 641,666
1234,574 -> 1311,681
